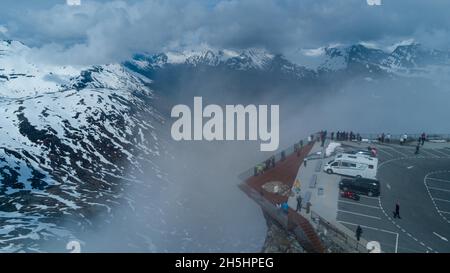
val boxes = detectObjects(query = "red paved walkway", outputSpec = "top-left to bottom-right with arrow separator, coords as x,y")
245,143 -> 313,205
242,142 -> 325,253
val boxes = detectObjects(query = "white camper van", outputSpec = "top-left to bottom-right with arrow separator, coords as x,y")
323,154 -> 378,179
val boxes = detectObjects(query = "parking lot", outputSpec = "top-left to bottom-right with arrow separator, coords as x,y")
337,194 -> 399,252
334,142 -> 450,253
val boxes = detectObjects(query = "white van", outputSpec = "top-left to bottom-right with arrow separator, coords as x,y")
323,153 -> 378,179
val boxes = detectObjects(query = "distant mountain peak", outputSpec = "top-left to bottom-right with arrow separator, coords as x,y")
125,46 -> 317,80
315,42 -> 450,75
128,47 -> 276,71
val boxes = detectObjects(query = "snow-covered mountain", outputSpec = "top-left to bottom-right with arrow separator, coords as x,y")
0,40 -> 167,251
125,47 -> 316,80
0,40 -> 81,98
316,43 -> 450,78
124,43 -> 450,84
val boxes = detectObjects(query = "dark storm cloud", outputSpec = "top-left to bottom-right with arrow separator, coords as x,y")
1,0 -> 450,64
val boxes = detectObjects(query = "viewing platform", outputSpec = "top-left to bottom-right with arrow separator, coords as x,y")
240,132 -> 450,253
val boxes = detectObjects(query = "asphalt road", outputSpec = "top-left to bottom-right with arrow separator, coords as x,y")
336,142 -> 450,253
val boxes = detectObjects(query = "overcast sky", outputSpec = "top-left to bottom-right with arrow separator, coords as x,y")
1,0 -> 450,64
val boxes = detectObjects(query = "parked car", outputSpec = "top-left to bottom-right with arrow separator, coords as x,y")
339,177 -> 380,197
348,149 -> 377,157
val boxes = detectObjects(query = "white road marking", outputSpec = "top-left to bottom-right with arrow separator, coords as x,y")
432,149 -> 450,157
383,146 -> 409,157
377,148 -> 394,157
338,209 -> 381,220
433,232 -> 448,242
436,149 -> 450,156
426,177 -> 450,184
386,183 -> 391,190
338,199 -> 381,209
424,171 -> 450,225
359,195 -> 380,200
439,210 -> 450,215
428,186 -> 450,193
407,166 -> 414,169
434,198 -> 450,203
337,220 -> 399,253
420,149 -> 439,158
395,233 -> 399,253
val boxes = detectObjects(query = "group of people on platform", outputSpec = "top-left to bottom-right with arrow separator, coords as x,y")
329,131 -> 362,142
254,139 -> 308,176
377,133 -> 392,143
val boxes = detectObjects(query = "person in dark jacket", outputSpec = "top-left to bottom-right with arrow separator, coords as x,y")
296,195 -> 303,212
356,225 -> 363,242
421,133 -> 426,146
393,202 -> 401,219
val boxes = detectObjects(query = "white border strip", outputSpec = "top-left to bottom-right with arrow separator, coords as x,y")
338,209 -> 381,219
338,199 -> 381,209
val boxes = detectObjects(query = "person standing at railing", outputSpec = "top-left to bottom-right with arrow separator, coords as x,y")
320,131 -> 326,147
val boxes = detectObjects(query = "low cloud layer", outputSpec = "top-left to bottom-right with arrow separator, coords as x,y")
2,0 -> 450,64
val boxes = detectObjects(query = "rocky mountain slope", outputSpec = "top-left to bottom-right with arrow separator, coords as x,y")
0,40 -> 167,252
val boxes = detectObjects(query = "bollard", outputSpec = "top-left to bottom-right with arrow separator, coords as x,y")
306,202 -> 311,214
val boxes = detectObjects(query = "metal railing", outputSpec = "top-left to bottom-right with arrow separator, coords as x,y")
334,133 -> 450,144
238,132 -> 321,181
